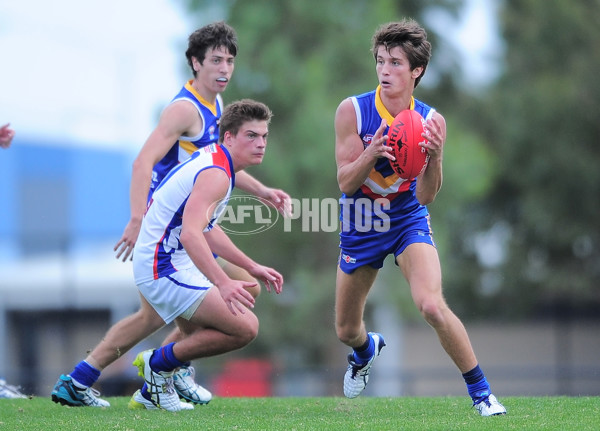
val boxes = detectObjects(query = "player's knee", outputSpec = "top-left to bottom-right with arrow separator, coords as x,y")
234,316 -> 259,347
335,323 -> 360,345
418,299 -> 446,327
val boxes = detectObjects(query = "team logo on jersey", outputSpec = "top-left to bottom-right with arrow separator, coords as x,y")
202,144 -> 218,153
362,134 -> 374,148
209,125 -> 216,140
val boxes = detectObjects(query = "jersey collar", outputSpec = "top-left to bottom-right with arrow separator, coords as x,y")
374,85 -> 415,124
185,80 -> 218,116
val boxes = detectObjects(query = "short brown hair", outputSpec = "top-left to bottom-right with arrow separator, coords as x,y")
219,99 -> 273,142
371,19 -> 432,88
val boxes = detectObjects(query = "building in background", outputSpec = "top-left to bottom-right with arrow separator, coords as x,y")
0,137 -> 140,395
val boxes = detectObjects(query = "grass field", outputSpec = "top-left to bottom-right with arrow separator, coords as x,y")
1,396 -> 598,430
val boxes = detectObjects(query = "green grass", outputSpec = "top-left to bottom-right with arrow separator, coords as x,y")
1,396 -> 598,431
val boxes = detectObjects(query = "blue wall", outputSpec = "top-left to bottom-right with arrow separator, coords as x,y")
0,137 -> 131,255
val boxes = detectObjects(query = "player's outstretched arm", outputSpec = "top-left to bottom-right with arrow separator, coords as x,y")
182,168 -> 263,315
205,225 -> 283,295
235,170 -> 292,217
114,102 -> 200,261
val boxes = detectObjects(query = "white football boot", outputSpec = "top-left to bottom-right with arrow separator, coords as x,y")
343,332 -> 386,398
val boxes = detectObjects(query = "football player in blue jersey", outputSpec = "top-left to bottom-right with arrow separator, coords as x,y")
115,22 -> 290,275
334,19 -> 505,416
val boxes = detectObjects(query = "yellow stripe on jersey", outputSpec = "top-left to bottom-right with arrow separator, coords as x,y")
179,140 -> 198,155
362,86 -> 415,194
374,85 -> 415,123
184,80 -> 218,116
368,169 -> 400,189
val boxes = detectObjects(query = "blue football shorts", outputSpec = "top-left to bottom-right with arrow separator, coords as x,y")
339,212 -> 435,274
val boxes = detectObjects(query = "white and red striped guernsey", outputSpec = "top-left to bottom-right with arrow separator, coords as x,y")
133,144 -> 235,284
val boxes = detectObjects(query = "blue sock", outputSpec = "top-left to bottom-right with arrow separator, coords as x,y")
140,383 -> 151,400
463,364 -> 491,404
149,343 -> 188,373
70,361 -> 101,388
352,334 -> 374,364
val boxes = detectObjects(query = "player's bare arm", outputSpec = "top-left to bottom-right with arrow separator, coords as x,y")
114,101 -> 202,261
205,226 -> 283,295
181,167 -> 257,315
335,99 -> 394,196
235,170 -> 292,217
416,111 -> 446,205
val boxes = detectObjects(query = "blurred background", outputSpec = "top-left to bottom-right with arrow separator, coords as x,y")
1,0 -> 599,398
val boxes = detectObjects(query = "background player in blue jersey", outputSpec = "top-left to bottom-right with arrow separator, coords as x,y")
334,20 -> 506,416
52,99 -> 283,411
115,21 -> 289,279
112,22 -> 290,403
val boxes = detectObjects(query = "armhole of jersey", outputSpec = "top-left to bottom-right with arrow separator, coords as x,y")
350,97 -> 362,135
169,96 -> 206,141
216,94 -> 224,112
425,108 -> 436,121
192,165 -> 229,186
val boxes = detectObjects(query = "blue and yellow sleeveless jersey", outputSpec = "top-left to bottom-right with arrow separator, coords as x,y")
149,80 -> 224,198
338,86 -> 437,273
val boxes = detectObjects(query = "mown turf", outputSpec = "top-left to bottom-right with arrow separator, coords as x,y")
1,396 -> 598,431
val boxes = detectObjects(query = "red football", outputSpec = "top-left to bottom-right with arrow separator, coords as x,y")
387,109 -> 429,180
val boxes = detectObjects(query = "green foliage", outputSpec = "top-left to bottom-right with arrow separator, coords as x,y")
456,0 -> 600,317
177,0 -> 468,355
2,396 -> 600,431
177,0 -> 600,327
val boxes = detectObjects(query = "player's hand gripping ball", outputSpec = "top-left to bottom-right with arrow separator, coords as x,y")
387,109 -> 429,180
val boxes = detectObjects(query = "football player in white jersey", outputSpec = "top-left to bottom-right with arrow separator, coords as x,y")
52,100 -> 283,411
112,22 -> 290,402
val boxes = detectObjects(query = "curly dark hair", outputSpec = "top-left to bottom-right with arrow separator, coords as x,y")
186,21 -> 238,76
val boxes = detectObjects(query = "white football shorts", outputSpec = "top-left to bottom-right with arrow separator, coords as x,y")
138,266 -> 213,324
